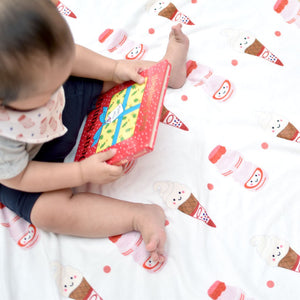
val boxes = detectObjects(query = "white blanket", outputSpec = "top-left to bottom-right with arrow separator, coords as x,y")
2,0 -> 300,299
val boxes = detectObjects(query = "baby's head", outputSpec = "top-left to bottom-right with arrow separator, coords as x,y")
0,0 -> 75,110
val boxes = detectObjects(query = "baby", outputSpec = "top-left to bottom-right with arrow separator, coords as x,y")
0,0 -> 189,262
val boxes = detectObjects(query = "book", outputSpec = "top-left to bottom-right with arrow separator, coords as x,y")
74,60 -> 171,165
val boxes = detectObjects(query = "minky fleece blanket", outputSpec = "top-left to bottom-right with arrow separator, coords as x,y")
1,0 -> 300,299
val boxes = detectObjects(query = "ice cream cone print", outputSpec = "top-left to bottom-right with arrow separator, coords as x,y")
251,235 -> 300,272
160,105 -> 189,131
224,29 -> 284,66
52,262 -> 103,300
186,60 -> 235,102
153,181 -> 216,227
209,145 -> 268,191
257,111 -> 300,143
0,204 -> 39,249
208,280 -> 254,300
56,1 -> 77,18
109,231 -> 166,272
147,1 -> 194,25
274,0 -> 300,27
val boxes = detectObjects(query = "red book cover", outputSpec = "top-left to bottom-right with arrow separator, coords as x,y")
74,60 -> 171,165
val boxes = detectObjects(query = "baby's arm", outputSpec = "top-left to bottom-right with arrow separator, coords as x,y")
71,45 -> 146,84
0,149 -> 123,193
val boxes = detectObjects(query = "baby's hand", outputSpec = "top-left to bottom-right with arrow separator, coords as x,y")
112,60 -> 145,84
79,149 -> 123,184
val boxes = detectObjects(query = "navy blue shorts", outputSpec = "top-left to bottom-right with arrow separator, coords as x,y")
0,76 -> 103,223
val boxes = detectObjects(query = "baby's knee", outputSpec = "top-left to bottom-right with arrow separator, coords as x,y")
30,188 -> 74,230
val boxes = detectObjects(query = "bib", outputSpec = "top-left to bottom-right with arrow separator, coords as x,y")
0,87 -> 67,144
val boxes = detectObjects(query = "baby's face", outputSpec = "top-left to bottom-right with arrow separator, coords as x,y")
5,51 -> 74,111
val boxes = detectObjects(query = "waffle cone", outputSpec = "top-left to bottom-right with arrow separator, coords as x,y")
69,277 -> 92,300
160,105 -> 168,120
158,3 -> 177,19
277,122 -> 299,140
245,39 -> 264,56
278,247 -> 298,270
178,194 -> 198,215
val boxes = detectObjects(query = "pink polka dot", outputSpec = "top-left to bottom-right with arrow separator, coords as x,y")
275,31 -> 281,37
148,28 -> 155,34
261,142 -> 269,149
103,265 -> 111,273
267,280 -> 275,288
165,220 -> 170,226
191,0 -> 197,3
207,183 -> 214,190
181,95 -> 188,101
231,59 -> 238,66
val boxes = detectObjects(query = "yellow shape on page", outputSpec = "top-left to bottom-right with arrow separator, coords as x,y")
95,80 -> 146,152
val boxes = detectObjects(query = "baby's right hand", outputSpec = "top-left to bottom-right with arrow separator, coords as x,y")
79,149 -> 123,184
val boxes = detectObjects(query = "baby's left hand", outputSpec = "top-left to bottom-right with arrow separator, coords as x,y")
112,60 -> 145,84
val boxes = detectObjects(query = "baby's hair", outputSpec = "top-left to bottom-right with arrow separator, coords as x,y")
0,0 -> 74,103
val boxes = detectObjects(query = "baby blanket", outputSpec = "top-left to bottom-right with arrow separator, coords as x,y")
1,0 -> 300,299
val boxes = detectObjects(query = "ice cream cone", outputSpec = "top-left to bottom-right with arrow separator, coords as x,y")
160,105 -> 189,131
178,193 -> 216,227
224,29 -> 283,66
245,39 -> 283,66
277,122 -> 300,140
52,262 -> 103,300
56,1 -> 77,18
251,235 -> 300,272
278,247 -> 300,271
154,181 -> 216,227
158,2 -> 177,18
148,1 -> 194,25
69,277 -> 92,300
256,111 -> 300,142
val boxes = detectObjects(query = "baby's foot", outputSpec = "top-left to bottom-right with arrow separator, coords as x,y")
133,204 -> 166,262
163,23 -> 190,89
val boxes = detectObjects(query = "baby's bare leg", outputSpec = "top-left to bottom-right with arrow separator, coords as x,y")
30,189 -> 166,260
138,23 -> 189,89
